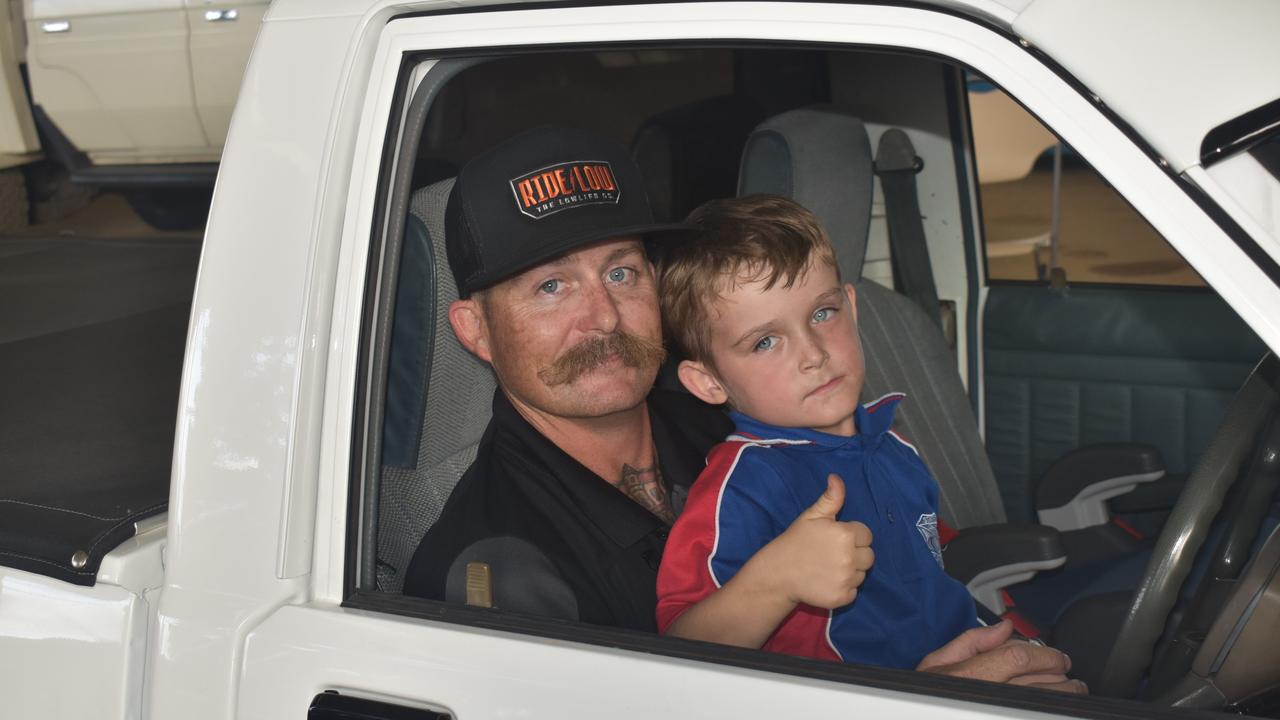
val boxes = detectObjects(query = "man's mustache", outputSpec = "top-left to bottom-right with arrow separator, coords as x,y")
537,332 -> 667,386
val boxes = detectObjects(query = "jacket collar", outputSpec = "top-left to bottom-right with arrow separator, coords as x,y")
728,392 -> 905,449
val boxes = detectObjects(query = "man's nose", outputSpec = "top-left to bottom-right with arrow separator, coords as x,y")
579,280 -> 621,333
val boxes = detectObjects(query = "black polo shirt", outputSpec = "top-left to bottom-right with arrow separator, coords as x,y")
403,388 -> 731,631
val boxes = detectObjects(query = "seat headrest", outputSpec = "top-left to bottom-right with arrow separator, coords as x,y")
631,95 -> 767,222
737,107 -> 874,282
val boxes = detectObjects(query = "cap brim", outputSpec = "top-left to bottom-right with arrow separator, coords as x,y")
467,221 -> 700,294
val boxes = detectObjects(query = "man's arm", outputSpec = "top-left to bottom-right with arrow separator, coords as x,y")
664,474 -> 874,648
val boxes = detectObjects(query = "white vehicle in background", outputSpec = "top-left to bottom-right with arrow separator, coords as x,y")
1,1 -> 1279,719
0,0 -> 267,229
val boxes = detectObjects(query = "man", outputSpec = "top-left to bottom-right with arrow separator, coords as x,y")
403,126 -> 1083,693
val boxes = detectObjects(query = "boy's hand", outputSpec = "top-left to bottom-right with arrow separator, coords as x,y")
663,474 -> 873,648
767,474 -> 875,608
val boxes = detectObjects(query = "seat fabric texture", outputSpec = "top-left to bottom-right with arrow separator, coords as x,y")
378,177 -> 497,592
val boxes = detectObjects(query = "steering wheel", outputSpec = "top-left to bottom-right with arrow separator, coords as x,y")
1097,353 -> 1280,698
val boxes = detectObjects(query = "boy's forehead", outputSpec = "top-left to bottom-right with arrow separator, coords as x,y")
709,261 -> 841,322
719,257 -> 838,298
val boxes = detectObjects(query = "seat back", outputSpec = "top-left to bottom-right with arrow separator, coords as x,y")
631,95 -> 768,223
377,177 -> 497,591
738,107 -> 1006,527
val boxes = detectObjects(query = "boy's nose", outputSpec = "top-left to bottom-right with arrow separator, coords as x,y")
798,331 -> 829,370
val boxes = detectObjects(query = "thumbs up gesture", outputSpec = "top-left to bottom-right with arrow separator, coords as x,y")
768,474 -> 875,609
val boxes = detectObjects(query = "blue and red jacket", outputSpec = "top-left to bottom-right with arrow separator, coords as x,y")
656,393 -> 978,668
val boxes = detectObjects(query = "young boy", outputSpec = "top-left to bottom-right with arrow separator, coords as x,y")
656,194 -> 978,668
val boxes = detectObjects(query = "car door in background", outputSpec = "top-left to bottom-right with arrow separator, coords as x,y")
25,0 -> 209,163
185,0 -> 268,148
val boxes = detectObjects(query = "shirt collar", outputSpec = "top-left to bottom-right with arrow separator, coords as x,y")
728,392 -> 905,448
490,390 -> 675,549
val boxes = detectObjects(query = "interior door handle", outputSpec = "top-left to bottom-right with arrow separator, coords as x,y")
204,9 -> 239,21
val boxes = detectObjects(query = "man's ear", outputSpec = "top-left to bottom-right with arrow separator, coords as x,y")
843,282 -> 858,323
678,359 -> 729,406
448,298 -> 492,363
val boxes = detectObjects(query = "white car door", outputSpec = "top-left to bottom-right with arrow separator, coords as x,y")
154,4 -> 1280,720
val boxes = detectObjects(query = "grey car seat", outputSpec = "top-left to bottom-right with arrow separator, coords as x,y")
377,177 -> 496,593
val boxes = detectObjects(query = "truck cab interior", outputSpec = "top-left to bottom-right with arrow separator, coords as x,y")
352,44 -> 1280,714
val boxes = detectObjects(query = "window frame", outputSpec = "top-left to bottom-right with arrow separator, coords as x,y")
318,4 -> 1280,718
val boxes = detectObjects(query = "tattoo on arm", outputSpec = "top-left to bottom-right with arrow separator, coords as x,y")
619,463 -> 675,524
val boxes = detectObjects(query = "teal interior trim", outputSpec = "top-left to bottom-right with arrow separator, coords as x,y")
382,213 -> 434,469
984,285 -> 1265,522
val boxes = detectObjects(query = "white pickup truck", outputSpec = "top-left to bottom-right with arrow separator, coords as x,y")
3,1 -> 1280,719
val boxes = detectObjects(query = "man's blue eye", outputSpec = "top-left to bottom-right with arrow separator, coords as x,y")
539,279 -> 562,294
754,336 -> 776,352
607,267 -> 633,283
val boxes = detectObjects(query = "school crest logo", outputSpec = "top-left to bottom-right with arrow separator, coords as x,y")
509,160 -> 621,219
916,512 -> 944,568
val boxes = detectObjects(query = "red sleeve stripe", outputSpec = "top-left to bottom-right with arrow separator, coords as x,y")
727,433 -> 809,446
887,429 -> 920,456
863,391 -> 906,413
936,516 -> 959,546
824,609 -> 843,661
706,441 -> 761,589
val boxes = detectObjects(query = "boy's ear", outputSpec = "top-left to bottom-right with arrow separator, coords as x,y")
449,298 -> 492,363
843,282 -> 858,322
677,359 -> 729,406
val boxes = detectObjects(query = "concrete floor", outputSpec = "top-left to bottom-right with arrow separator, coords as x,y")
7,191 -> 202,241
0,190 -> 200,518
0,191 -> 201,344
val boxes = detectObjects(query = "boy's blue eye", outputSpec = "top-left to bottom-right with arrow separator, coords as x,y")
813,307 -> 836,323
538,279 -> 562,294
753,336 -> 777,352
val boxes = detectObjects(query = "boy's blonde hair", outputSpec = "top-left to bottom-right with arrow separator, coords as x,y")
659,194 -> 839,367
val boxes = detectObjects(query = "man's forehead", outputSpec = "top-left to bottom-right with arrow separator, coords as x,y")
514,235 -> 646,275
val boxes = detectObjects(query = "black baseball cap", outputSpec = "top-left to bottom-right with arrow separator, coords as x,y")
445,126 -> 695,297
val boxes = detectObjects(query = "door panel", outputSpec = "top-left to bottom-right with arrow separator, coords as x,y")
185,0 -> 268,147
240,605 -> 1037,720
26,0 -> 207,159
984,284 -> 1266,524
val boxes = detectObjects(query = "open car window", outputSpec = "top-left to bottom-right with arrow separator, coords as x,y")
970,81 -> 1206,287
335,7 -> 1280,719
